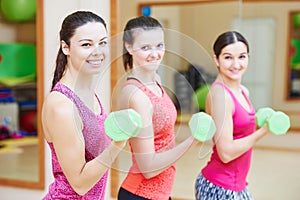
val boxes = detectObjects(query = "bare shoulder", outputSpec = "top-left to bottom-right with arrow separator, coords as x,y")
209,83 -> 231,101
42,91 -> 79,141
43,91 -> 74,116
119,84 -> 151,109
207,83 -> 233,113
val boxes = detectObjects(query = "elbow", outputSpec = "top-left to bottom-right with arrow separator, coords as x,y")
138,166 -> 158,179
70,182 -> 89,196
141,172 -> 155,179
218,151 -> 233,164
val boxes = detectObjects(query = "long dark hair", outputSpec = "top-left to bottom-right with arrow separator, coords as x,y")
122,16 -> 163,71
213,31 -> 249,59
51,11 -> 107,90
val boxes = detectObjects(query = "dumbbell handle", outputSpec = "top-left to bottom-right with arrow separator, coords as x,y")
104,109 -> 142,141
189,112 -> 216,142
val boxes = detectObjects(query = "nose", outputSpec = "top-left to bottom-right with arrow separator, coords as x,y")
149,48 -> 160,59
232,58 -> 240,68
91,46 -> 102,56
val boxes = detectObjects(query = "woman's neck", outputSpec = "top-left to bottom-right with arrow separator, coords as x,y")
60,68 -> 94,91
129,68 -> 157,84
216,75 -> 241,92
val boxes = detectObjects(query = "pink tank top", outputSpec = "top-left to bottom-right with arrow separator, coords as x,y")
121,78 -> 177,200
202,82 -> 256,192
43,82 -> 111,200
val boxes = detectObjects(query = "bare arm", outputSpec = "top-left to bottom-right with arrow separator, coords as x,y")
119,85 -> 196,179
206,85 -> 269,163
42,92 -> 126,195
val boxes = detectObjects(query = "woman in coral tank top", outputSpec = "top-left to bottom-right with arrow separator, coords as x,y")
195,31 -> 271,200
117,16 -> 198,200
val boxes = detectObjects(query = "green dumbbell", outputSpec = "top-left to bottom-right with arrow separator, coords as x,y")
256,107 -> 291,135
189,112 -> 216,142
104,109 -> 142,141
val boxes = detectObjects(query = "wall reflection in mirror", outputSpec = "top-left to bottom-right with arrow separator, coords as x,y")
288,11 -> 300,98
112,1 -> 300,199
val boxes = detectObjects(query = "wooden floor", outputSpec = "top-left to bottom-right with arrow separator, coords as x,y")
110,130 -> 300,200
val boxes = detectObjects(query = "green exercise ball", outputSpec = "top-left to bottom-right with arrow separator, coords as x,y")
1,0 -> 36,22
193,84 -> 210,111
293,13 -> 300,28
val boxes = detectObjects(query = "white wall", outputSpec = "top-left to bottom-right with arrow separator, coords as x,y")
0,0 -> 112,199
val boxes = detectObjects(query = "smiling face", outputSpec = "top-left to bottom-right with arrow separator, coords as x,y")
214,41 -> 249,82
125,28 -> 165,72
62,22 -> 108,76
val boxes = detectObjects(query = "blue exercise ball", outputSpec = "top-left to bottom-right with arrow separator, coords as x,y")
1,0 -> 36,22
142,6 -> 151,16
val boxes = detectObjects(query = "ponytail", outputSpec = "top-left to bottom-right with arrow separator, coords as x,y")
51,48 -> 67,90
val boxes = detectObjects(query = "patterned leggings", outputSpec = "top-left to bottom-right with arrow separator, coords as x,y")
195,174 -> 253,200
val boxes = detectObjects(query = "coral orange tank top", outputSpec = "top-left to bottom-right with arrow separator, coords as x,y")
121,78 -> 177,200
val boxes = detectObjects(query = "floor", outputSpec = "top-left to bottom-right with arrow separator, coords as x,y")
113,129 -> 300,200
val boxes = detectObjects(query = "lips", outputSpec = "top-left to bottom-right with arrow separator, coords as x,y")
87,57 -> 104,65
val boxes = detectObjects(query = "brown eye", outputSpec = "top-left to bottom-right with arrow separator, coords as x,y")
99,41 -> 107,47
141,45 -> 150,51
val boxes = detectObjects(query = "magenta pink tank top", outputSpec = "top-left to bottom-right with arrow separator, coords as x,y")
202,82 -> 256,192
121,78 -> 177,200
43,82 -> 111,200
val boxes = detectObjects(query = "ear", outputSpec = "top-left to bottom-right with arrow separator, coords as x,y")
61,40 -> 70,55
125,42 -> 133,55
213,55 -> 219,67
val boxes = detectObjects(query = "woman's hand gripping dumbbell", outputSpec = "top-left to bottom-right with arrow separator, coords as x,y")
104,109 -> 142,141
255,107 -> 290,135
189,112 -> 216,142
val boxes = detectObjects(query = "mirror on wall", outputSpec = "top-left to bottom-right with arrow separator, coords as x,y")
0,0 -> 44,189
110,0 -> 300,199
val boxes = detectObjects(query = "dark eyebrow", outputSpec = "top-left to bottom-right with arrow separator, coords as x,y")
78,36 -> 108,42
100,37 -> 108,41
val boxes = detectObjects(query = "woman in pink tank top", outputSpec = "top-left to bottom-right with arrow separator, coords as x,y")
117,16 -> 198,200
195,31 -> 271,200
42,11 -> 128,199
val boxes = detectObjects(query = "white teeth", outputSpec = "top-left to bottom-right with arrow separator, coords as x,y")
88,60 -> 102,65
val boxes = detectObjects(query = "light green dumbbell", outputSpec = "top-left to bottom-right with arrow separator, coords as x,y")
256,107 -> 291,135
104,109 -> 142,141
255,107 -> 276,127
189,112 -> 216,142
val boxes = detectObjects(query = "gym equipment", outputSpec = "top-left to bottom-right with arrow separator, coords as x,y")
20,111 -> 37,133
104,109 -> 142,141
293,13 -> 300,28
291,39 -> 300,69
189,112 -> 216,142
193,84 -> 210,111
0,43 -> 36,86
255,107 -> 290,135
0,0 -> 36,22
142,6 -> 151,16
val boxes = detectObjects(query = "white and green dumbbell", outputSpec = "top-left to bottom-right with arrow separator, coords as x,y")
256,107 -> 290,135
189,112 -> 216,142
104,109 -> 142,141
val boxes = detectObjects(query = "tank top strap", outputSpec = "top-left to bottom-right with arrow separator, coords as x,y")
124,77 -> 144,88
124,77 -> 165,97
51,82 -> 82,107
212,81 -> 236,99
51,82 -> 102,117
212,81 -> 238,113
212,81 -> 254,114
